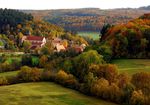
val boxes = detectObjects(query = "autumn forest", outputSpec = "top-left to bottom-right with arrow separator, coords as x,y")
0,4 -> 150,105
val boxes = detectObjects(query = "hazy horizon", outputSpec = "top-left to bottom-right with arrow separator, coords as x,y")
0,0 -> 149,10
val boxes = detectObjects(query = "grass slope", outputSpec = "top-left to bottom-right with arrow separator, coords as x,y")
111,59 -> 150,75
0,70 -> 19,77
78,31 -> 100,40
0,82 -> 117,105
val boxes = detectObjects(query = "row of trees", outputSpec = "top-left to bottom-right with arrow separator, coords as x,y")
32,8 -> 144,32
37,49 -> 150,104
0,49 -> 149,105
0,8 -> 33,34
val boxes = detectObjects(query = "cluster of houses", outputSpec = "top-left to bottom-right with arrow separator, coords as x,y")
21,35 -> 86,53
0,34 -> 87,53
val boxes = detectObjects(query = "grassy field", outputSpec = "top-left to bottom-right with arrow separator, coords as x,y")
111,59 -> 150,75
0,70 -> 19,77
5,57 -> 21,64
0,56 -> 21,63
78,31 -> 100,40
0,82 -> 117,105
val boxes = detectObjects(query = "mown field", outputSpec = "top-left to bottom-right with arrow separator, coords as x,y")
111,59 -> 150,75
0,82 -> 117,105
0,54 -> 39,66
0,70 -> 19,77
78,31 -> 100,40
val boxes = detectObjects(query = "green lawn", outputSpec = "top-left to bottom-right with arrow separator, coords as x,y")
0,56 -> 21,64
0,68 -> 43,78
0,70 -> 19,77
0,82 -> 117,105
78,31 -> 100,40
111,59 -> 150,75
5,57 -> 22,64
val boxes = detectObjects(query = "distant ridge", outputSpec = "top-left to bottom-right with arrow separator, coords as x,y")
139,5 -> 150,10
22,6 -> 150,32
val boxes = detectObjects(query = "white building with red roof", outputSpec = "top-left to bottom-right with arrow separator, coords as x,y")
52,38 -> 66,52
22,36 -> 46,49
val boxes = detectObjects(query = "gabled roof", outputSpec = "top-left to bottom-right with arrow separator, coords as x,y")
52,38 -> 62,43
26,36 -> 44,41
55,43 -> 66,52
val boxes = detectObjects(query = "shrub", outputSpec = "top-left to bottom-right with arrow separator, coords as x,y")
0,77 -> 8,86
55,70 -> 78,89
90,78 -> 109,99
88,64 -> 118,82
131,72 -> 150,95
17,66 -> 41,82
31,56 -> 39,67
6,76 -> 19,84
130,90 -> 145,105
55,70 -> 70,84
41,70 -> 54,81
39,55 -> 48,67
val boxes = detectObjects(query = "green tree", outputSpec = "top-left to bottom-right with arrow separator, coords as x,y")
39,55 -> 48,67
73,50 -> 104,81
23,41 -> 31,52
41,41 -> 54,55
100,24 -> 112,41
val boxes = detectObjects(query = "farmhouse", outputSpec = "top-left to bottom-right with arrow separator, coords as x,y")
22,36 -> 46,49
74,44 -> 86,53
52,38 -> 66,52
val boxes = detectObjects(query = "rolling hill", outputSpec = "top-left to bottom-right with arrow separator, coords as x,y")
0,82 -> 117,105
22,7 -> 150,32
100,13 -> 150,58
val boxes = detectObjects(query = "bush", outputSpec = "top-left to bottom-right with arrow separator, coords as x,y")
73,50 -> 104,81
88,64 -> 118,82
6,76 -> 19,84
130,90 -> 145,105
0,77 -> 8,86
131,72 -> 150,95
55,70 -> 70,83
55,70 -> 78,89
41,70 -> 55,81
17,66 -> 41,82
39,55 -> 48,67
90,78 -> 109,99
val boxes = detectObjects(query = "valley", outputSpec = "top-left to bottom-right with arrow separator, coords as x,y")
77,31 -> 100,40
0,7 -> 150,105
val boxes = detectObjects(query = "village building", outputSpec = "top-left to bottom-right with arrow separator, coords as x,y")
22,36 -> 46,50
74,44 -> 86,53
52,38 -> 66,52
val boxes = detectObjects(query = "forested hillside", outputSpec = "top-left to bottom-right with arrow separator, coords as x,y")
100,13 -> 150,58
0,8 -> 150,105
23,8 -> 150,31
0,9 -> 33,34
0,9 -> 87,51
139,5 -> 150,10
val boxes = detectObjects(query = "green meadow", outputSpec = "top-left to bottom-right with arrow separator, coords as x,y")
0,70 -> 19,77
78,31 -> 100,40
111,59 -> 150,75
0,82 -> 117,105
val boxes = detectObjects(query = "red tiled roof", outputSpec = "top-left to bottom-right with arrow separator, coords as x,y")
26,36 -> 44,41
75,47 -> 83,53
31,42 -> 43,45
30,46 -> 37,50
